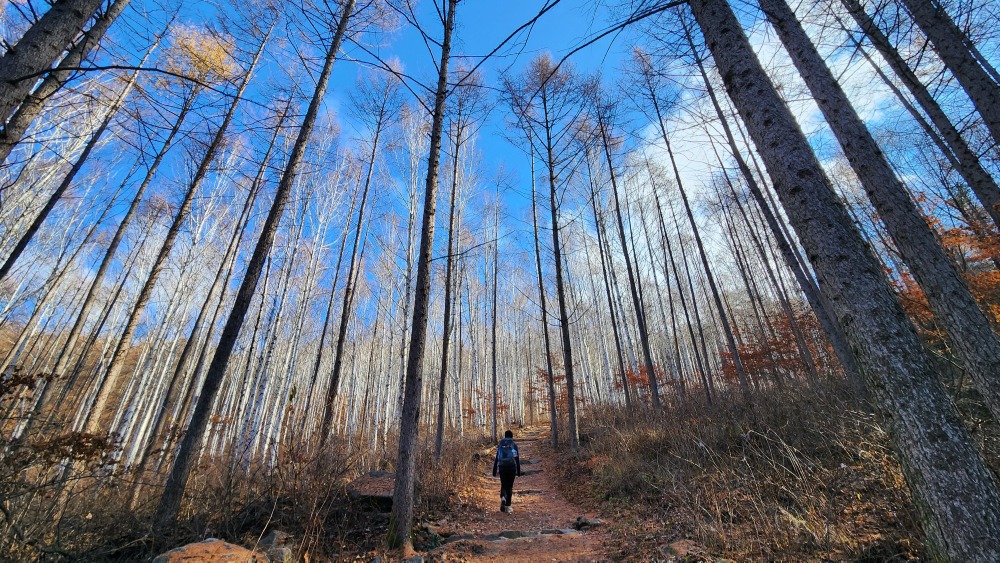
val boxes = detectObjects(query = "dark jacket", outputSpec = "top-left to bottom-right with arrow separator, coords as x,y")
492,437 -> 521,476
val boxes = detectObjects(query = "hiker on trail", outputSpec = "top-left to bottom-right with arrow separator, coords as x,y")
492,429 -> 522,513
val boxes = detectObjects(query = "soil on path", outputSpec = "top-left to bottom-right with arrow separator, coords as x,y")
422,427 -> 609,562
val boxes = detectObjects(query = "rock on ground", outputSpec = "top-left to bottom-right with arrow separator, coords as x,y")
152,538 -> 266,562
347,470 -> 396,512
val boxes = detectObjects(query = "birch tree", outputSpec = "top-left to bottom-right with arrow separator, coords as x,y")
153,0 -> 355,532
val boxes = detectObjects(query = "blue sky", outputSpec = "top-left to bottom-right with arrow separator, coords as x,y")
331,0 -> 642,220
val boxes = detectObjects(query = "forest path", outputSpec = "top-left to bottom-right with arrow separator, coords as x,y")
422,426 -> 609,561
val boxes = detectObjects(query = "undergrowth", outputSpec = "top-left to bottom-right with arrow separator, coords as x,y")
0,408 -> 486,562
553,379 -> 999,561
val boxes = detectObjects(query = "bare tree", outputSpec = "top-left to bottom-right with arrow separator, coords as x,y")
504,54 -> 586,447
0,0 -> 134,165
153,0 -> 354,532
686,0 -> 1000,558
0,0 -> 108,122
435,69 -> 484,456
760,0 -> 1000,423
388,0 -> 458,549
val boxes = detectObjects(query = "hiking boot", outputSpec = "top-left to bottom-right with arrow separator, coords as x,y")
500,496 -> 506,512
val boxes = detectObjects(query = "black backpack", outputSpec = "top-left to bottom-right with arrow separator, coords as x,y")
498,440 -> 517,469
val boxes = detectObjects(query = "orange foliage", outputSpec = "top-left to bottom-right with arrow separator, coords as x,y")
720,310 -> 841,384
611,363 -> 671,403
533,356 -> 573,414
894,211 -> 1000,344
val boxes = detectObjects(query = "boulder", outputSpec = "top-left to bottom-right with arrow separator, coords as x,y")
266,547 -> 293,562
573,516 -> 603,530
347,470 -> 396,512
153,538 -> 265,562
260,530 -> 292,549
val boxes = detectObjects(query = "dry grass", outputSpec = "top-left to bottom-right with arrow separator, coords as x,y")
416,435 -> 489,517
0,420 -> 489,561
551,380 -> 996,561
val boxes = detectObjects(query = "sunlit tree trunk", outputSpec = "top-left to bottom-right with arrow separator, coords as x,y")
542,88 -> 580,448
662,113 -> 748,399
761,0 -> 1000,422
0,0 -> 107,122
674,24 -> 864,391
0,0 -> 133,165
388,0 -> 456,550
153,3 -> 352,532
688,0 -> 1000,558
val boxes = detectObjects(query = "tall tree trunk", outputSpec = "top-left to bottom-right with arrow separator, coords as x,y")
0,0 -> 133,165
898,0 -> 1000,148
152,3 -> 352,532
388,0 -> 456,549
760,0 -> 1000,422
0,0 -> 107,122
642,160 -> 687,397
490,191 -> 500,442
672,192 -> 717,399
530,152 -> 560,445
82,26 -> 270,434
542,89 -> 579,449
594,111 -> 661,407
840,0 -> 1000,228
436,125 -> 463,457
688,0 -> 1000,558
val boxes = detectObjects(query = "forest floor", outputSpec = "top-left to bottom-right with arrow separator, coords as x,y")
417,426 -> 610,562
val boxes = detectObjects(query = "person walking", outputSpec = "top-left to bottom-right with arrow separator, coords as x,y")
492,429 -> 522,513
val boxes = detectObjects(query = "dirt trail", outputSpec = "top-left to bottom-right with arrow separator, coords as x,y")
423,427 -> 609,562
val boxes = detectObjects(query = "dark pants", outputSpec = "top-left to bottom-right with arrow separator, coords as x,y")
499,469 -> 516,505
